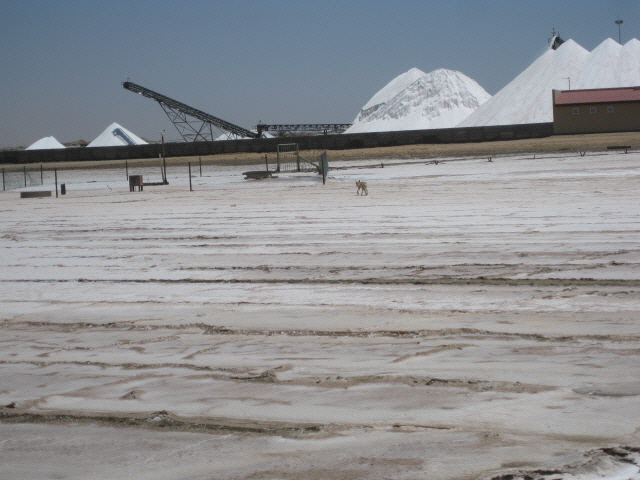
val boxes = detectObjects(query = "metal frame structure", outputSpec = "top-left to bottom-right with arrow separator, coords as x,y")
275,143 -> 323,174
548,29 -> 565,50
275,143 -> 300,172
122,81 -> 259,141
255,124 -> 352,136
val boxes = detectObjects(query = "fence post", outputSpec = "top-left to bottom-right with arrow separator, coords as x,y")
40,164 -> 43,185
189,162 -> 193,191
164,157 -> 168,184
125,161 -> 128,179
320,152 -> 329,185
55,169 -> 58,198
199,157 -> 202,177
160,154 -> 168,184
24,166 -> 27,188
2,168 -> 4,191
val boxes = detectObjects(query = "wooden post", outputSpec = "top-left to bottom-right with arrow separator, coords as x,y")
2,168 -> 4,191
189,162 -> 193,191
125,161 -> 129,179
40,164 -> 43,185
24,166 -> 27,188
199,157 -> 202,177
55,169 -> 58,198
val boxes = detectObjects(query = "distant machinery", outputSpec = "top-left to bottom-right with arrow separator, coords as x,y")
112,127 -> 136,146
549,29 -> 565,50
255,123 -> 352,136
122,81 -> 260,141
122,80 -> 351,142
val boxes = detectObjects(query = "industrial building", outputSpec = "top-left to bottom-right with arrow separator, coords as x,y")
553,86 -> 640,134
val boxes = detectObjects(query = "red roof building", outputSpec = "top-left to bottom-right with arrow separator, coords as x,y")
553,87 -> 640,135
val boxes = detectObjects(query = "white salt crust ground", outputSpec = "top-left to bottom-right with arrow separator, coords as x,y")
1,152 -> 640,479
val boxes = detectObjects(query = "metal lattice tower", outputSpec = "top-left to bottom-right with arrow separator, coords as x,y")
122,81 -> 259,141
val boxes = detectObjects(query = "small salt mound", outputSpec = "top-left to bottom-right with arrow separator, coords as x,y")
26,136 -> 66,150
88,122 -> 148,147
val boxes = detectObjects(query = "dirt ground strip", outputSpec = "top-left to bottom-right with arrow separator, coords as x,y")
1,147 -> 639,479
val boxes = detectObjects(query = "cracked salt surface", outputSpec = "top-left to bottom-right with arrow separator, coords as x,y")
1,152 -> 639,479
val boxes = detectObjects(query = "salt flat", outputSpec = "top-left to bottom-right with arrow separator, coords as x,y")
1,152 -> 639,480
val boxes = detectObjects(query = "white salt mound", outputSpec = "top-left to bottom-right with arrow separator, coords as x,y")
458,39 -> 589,127
575,38 -> 640,89
625,38 -> 640,64
361,67 -> 427,112
346,68 -> 491,133
26,136 -> 66,150
459,37 -> 640,127
88,122 -> 148,147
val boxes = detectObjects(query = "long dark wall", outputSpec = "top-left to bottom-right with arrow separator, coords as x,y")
1,123 -> 553,164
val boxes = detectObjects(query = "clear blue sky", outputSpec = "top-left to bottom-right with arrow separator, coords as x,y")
1,0 -> 637,148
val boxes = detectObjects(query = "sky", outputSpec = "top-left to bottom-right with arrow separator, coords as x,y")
0,0 -> 638,148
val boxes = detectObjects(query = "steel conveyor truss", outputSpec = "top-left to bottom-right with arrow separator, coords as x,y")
122,81 -> 259,141
255,123 -> 352,136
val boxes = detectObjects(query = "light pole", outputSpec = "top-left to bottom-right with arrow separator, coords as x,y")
615,19 -> 623,44
564,77 -> 571,90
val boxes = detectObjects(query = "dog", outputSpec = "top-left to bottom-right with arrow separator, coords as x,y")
356,180 -> 368,196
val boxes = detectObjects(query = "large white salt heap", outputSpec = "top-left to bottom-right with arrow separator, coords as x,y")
459,38 -> 640,127
26,136 -> 66,150
574,38 -> 640,89
459,39 -> 589,127
88,122 -> 148,147
346,68 -> 491,133
626,38 -> 640,64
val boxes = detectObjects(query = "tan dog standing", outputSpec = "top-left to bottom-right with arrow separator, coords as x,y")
356,180 -> 368,195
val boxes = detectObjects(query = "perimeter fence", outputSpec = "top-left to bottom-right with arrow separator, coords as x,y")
0,150 -> 329,201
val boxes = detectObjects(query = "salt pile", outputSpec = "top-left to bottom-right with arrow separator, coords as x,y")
459,40 -> 589,127
626,38 -> 640,64
88,122 -> 148,147
346,68 -> 491,133
459,38 -> 640,127
356,67 -> 426,115
25,136 -> 66,150
574,38 -> 640,89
